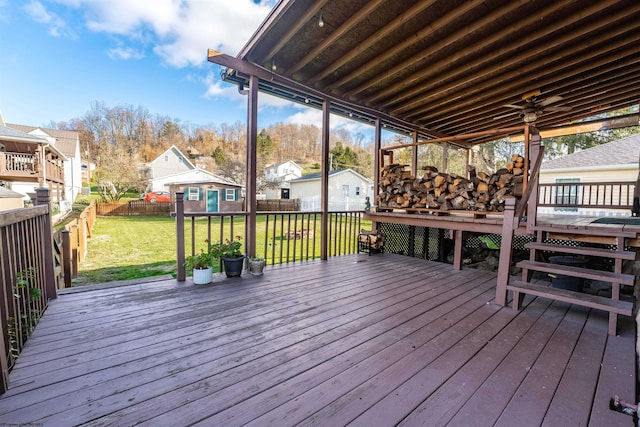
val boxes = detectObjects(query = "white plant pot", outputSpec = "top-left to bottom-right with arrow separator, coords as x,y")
192,267 -> 212,284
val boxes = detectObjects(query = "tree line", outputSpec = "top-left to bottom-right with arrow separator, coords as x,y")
49,102 -> 638,200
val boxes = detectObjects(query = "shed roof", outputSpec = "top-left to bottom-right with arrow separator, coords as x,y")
215,0 -> 640,144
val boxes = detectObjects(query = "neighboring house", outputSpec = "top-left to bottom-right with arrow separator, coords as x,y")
0,121 -> 66,207
263,160 -> 303,199
539,134 -> 640,216
0,187 -> 25,211
289,168 -> 373,211
145,145 -> 195,185
159,168 -> 244,213
8,123 -> 82,211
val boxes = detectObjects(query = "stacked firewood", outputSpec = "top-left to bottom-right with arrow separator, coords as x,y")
377,154 -> 525,212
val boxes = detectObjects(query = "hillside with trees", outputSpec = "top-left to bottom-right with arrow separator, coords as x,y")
48,102 -> 638,201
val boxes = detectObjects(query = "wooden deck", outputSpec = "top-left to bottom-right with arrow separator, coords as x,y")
0,254 -> 635,426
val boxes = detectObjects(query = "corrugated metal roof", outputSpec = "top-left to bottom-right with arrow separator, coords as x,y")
6,124 -> 79,157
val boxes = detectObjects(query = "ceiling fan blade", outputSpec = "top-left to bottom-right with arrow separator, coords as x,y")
493,111 -> 520,120
544,106 -> 572,112
502,104 -> 524,110
538,95 -> 563,107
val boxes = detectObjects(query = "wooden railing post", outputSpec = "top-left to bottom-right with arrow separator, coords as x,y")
78,216 -> 87,262
62,230 -> 72,288
495,196 -> 517,306
35,188 -> 57,301
69,224 -> 79,278
176,192 -> 186,282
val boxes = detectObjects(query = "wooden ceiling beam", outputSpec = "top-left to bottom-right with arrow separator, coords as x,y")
404,30 -> 640,123
340,0 -> 528,99
370,0 -> 595,108
432,65 -> 640,132
286,0 -> 386,76
363,0 -> 562,105
325,0 -> 484,93
395,6 -> 640,119
259,1 -> 327,68
307,0 -> 438,86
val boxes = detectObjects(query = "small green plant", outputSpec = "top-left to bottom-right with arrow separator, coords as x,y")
183,241 -> 215,270
210,236 -> 243,259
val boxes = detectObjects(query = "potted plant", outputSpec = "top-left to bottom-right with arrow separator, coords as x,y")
183,245 -> 215,285
248,257 -> 266,275
211,236 -> 244,277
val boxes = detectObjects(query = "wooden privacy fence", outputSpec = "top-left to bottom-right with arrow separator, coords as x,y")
96,200 -> 171,216
256,199 -> 300,211
54,202 -> 97,288
0,189 -> 57,393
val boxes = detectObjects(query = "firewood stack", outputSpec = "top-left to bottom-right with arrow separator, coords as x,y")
377,154 -> 526,212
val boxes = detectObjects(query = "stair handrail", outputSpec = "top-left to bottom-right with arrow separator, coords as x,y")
513,145 -> 545,228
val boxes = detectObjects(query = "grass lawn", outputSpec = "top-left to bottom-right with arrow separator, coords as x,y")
76,214 -> 371,286
75,216 -> 178,285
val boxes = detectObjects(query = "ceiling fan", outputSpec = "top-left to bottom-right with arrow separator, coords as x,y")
494,90 -> 572,123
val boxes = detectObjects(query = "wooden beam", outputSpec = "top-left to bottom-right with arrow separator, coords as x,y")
509,114 -> 640,142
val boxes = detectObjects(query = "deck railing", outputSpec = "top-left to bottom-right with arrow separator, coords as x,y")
538,181 -> 636,210
0,152 -> 64,184
175,194 -> 364,280
0,189 -> 57,393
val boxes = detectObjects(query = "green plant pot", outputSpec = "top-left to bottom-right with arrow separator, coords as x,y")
222,256 -> 244,277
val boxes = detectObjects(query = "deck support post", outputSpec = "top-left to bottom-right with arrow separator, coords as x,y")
245,74 -> 258,259
320,100 -> 330,260
176,192 -> 185,281
495,196 -> 517,306
452,230 -> 463,270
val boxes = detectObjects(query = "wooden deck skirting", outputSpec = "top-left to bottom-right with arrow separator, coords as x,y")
0,254 -> 635,426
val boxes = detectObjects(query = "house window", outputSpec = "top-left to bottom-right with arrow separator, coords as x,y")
554,178 -> 580,212
225,188 -> 236,201
355,186 -> 360,196
187,187 -> 200,201
165,155 -> 169,161
342,185 -> 349,198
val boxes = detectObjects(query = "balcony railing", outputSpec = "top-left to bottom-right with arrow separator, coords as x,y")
0,152 -> 63,183
175,194 -> 368,280
538,181 -> 636,210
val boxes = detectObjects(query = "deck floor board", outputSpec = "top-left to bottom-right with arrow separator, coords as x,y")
0,254 -> 635,427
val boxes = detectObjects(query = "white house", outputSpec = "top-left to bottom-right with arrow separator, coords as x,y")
539,134 -> 639,217
263,160 -> 303,199
7,124 -> 82,211
289,168 -> 373,211
146,145 -> 195,185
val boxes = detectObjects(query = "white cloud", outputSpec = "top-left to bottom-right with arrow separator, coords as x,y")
24,0 -> 76,38
75,0 -> 272,68
107,46 -> 144,61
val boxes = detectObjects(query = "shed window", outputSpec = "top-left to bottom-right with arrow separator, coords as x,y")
225,188 -> 236,201
186,187 -> 201,201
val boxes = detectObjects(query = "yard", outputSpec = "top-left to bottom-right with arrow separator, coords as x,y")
76,214 -> 371,285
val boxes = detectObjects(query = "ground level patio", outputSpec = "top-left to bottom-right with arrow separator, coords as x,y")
0,253 -> 635,426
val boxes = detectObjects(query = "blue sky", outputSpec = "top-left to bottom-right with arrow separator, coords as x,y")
0,0 -> 372,134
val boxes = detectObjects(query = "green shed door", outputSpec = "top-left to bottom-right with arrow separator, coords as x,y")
206,190 -> 219,213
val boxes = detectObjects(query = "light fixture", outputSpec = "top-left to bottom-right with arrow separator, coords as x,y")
349,111 -> 353,118
305,98 -> 310,104
319,13 -> 324,27
271,60 -> 276,71
522,111 -> 538,123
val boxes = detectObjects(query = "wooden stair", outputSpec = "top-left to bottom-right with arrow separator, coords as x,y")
508,225 -> 637,335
